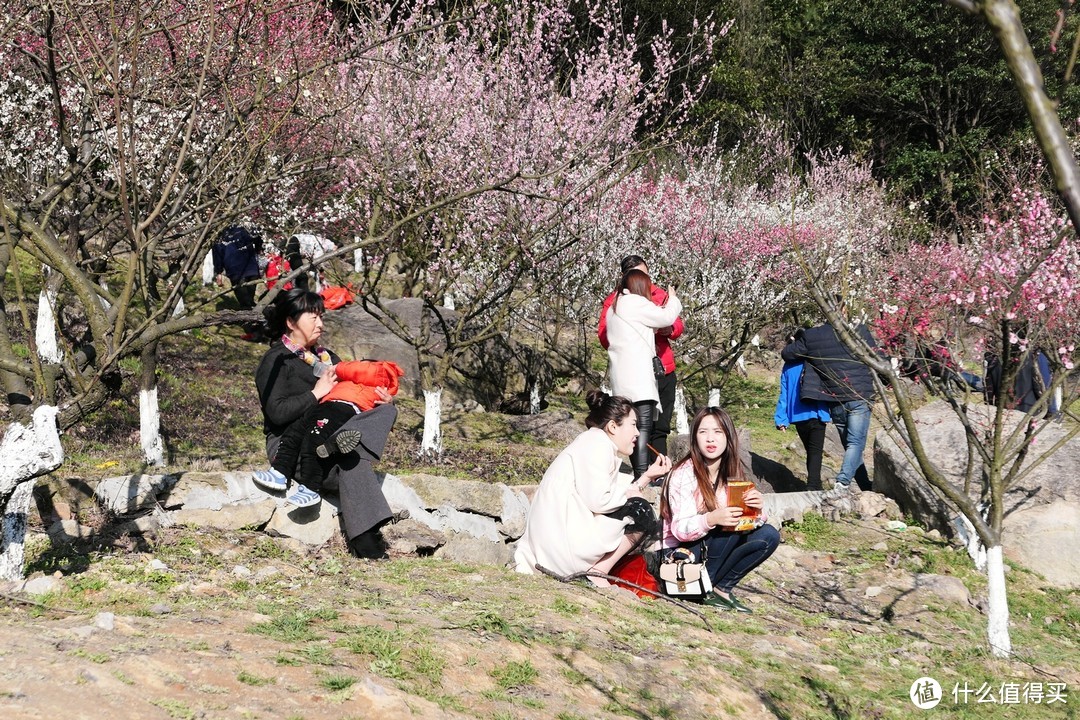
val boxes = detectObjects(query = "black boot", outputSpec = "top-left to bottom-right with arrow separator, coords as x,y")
348,528 -> 389,560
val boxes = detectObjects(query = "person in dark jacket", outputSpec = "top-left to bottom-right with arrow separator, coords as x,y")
213,225 -> 264,338
781,316 -> 879,492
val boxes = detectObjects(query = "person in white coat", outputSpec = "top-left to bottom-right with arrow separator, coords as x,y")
514,391 -> 671,586
604,269 -> 682,478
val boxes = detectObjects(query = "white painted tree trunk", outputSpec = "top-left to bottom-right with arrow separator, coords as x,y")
956,513 -> 987,570
35,289 -> 62,364
985,545 -> 1012,658
353,245 -> 364,273
674,386 -> 689,434
443,293 -> 455,310
0,406 -> 64,581
530,384 -> 541,415
140,387 -> 166,466
420,387 -> 443,457
708,387 -> 721,407
201,249 -> 216,285
0,483 -> 35,581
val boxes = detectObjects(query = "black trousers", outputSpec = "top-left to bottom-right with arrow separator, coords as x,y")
795,418 -> 827,491
271,400 -> 358,489
631,400 -> 657,478
653,370 -> 676,456
266,403 -> 396,540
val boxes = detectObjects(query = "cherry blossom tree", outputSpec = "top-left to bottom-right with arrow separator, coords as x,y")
325,0 -> 719,455
557,121 -> 901,407
800,176 -> 1079,659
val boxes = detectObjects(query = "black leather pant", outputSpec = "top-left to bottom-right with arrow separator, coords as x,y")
631,400 -> 657,478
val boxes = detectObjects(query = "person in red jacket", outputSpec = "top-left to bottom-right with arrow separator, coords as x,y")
597,254 -> 684,464
253,357 -> 405,507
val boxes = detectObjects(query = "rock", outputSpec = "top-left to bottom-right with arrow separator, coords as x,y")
232,565 -> 253,578
434,533 -> 514,566
254,566 -> 280,582
383,519 -> 447,555
148,559 -> 168,572
264,497 -> 341,546
762,491 -> 824,523
322,298 -> 517,408
913,573 -> 971,606
795,553 -> 836,573
397,473 -> 506,519
508,411 -> 584,445
497,485 -> 529,540
22,575 -> 62,596
46,519 -> 95,544
874,400 -> 1080,587
95,473 -> 179,514
433,505 -> 500,542
855,492 -> 900,519
93,612 -> 115,631
1002,500 -> 1080,589
149,603 -> 172,614
864,586 -> 883,598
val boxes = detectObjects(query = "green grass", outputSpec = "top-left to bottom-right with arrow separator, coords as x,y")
236,670 -> 274,686
248,611 -> 324,643
787,512 -> 841,551
490,660 -> 538,690
320,674 -> 357,691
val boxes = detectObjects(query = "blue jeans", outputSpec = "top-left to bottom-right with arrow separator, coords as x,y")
702,524 -> 781,593
830,399 -> 871,487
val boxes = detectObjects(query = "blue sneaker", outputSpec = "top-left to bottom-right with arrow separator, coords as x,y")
252,468 -> 287,492
286,483 -> 321,508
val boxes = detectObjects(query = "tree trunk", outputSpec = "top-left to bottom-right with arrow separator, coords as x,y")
140,344 -> 166,466
35,288 -> 62,364
201,250 -> 215,285
0,482 -> 35,581
353,247 -> 364,273
674,385 -> 689,434
529,384 -> 541,415
420,386 -> 443,457
708,387 -> 721,406
986,545 -> 1012,658
0,406 -> 64,581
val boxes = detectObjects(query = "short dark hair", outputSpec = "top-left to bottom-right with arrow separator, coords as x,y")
619,254 -> 647,275
584,390 -> 635,430
264,288 -> 325,337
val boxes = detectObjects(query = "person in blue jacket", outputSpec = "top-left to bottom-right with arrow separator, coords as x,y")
774,331 -> 833,492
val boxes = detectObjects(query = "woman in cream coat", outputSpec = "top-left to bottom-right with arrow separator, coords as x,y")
514,391 -> 670,586
605,269 -> 682,478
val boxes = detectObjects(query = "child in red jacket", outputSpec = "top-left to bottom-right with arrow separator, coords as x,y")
253,360 -> 405,507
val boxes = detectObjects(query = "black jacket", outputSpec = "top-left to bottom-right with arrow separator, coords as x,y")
781,323 -> 878,403
255,342 -> 341,439
212,225 -> 262,282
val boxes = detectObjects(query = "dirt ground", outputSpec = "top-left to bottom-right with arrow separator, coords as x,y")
3,517 -> 1078,720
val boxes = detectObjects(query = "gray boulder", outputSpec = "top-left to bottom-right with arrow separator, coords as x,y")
874,400 -> 1080,587
321,297 -> 517,408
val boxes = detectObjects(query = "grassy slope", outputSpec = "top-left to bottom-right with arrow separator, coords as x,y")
13,324 -> 1080,719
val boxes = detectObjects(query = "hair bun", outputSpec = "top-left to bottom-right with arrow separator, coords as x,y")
585,389 -> 609,411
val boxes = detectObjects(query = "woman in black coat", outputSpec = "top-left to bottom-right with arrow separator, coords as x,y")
255,289 -> 397,558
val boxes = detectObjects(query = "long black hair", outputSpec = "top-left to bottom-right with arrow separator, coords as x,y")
659,406 -> 744,520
